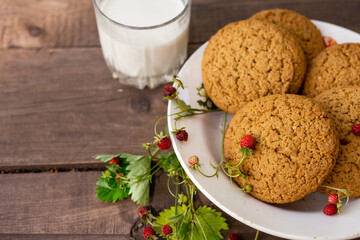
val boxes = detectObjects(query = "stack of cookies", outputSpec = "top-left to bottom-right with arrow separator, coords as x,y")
201,9 -> 360,204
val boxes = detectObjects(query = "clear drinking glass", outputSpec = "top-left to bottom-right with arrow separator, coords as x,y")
93,0 -> 191,89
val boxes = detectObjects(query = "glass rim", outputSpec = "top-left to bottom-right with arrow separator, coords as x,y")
93,0 -> 190,30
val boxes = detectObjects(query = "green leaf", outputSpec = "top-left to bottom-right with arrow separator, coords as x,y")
177,99 -> 192,111
125,155 -> 151,205
95,153 -> 135,203
94,153 -> 151,205
158,152 -> 181,172
194,206 -> 229,239
96,175 -> 130,202
153,205 -> 188,239
94,154 -> 121,163
154,205 -> 228,240
96,186 -> 130,202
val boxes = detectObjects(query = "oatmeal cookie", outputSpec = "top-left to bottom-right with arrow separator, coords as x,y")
314,86 -> 360,198
202,19 -> 306,114
224,94 -> 339,203
251,8 -> 324,61
302,43 -> 360,97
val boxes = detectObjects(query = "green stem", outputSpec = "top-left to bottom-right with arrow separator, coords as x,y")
149,147 -> 160,160
255,230 -> 259,240
185,183 -> 191,204
175,175 -> 179,212
167,176 -> 176,198
174,175 -> 179,235
194,165 -> 218,178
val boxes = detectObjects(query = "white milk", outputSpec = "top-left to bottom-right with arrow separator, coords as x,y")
95,0 -> 190,89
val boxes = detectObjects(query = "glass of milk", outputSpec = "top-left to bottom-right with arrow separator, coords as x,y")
93,0 -> 191,89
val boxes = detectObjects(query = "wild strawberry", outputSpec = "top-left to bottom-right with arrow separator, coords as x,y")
188,155 -> 199,166
142,226 -> 156,239
328,194 -> 339,204
157,137 -> 171,150
323,204 -> 337,216
323,36 -> 338,48
228,233 -> 241,240
240,135 -> 255,150
181,195 -> 188,203
176,130 -> 188,141
162,224 -> 173,236
163,85 -> 177,98
109,157 -> 120,164
352,123 -> 360,136
138,206 -> 148,217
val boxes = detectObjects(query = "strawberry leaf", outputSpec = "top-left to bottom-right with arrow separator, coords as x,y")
153,205 -> 228,240
194,206 -> 229,239
125,154 -> 151,205
95,154 -> 130,202
94,154 -> 121,163
96,186 -> 130,203
158,152 -> 181,172
153,205 -> 187,239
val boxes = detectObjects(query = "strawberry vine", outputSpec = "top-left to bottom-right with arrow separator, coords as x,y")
94,77 -> 350,240
94,77 -> 230,239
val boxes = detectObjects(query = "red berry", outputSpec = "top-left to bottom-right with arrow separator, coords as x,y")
162,224 -> 173,236
163,85 -> 177,98
328,194 -> 339,204
323,204 -> 337,216
138,206 -> 148,217
352,123 -> 360,136
228,233 -> 241,240
323,36 -> 338,48
188,155 -> 199,166
142,226 -> 156,239
157,137 -> 171,150
109,157 -> 120,164
176,130 -> 188,141
240,134 -> 255,150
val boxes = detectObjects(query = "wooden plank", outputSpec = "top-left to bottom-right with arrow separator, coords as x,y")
0,0 -> 99,48
190,0 -> 360,43
0,0 -> 359,49
0,172 -> 137,235
0,48 -> 165,167
0,44 -> 201,168
0,171 -> 278,239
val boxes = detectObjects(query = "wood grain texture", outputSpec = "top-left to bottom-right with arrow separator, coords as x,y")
190,0 -> 360,43
0,44 -> 201,168
0,172 -> 137,235
0,171 -> 278,239
0,0 -> 359,49
0,0 -> 99,48
0,48 -> 167,167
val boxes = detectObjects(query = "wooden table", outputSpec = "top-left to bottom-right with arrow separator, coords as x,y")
0,0 -> 359,239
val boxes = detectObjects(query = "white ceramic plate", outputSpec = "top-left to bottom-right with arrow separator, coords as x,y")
167,20 -> 360,240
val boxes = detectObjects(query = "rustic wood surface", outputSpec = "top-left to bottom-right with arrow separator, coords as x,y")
0,172 -> 276,239
0,0 -> 359,239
